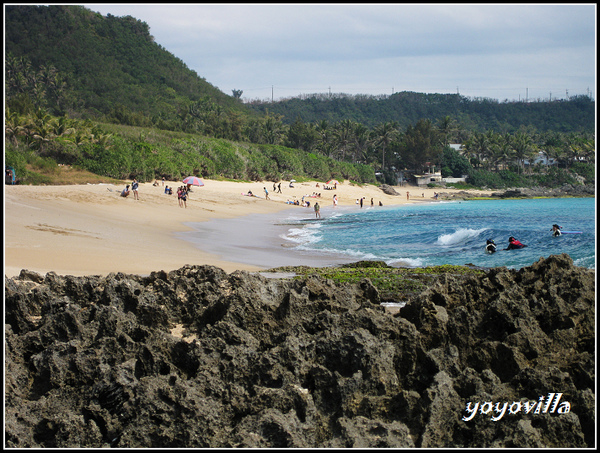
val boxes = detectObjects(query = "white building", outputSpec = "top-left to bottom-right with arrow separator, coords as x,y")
524,151 -> 558,167
414,172 -> 443,186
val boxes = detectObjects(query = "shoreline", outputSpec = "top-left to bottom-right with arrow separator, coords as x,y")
176,205 -> 380,270
0,179 -> 534,278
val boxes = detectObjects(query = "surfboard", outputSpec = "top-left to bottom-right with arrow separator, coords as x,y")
560,231 -> 582,234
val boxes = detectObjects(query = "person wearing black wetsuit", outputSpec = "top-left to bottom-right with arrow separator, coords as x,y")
485,239 -> 497,254
551,224 -> 562,237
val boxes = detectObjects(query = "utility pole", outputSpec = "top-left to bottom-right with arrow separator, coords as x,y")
271,85 -> 274,103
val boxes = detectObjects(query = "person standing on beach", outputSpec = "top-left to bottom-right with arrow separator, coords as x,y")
180,186 -> 188,208
264,187 -> 270,200
177,186 -> 183,207
314,202 -> 321,219
132,179 -> 139,200
277,182 -> 282,193
406,191 -> 410,200
333,194 -> 338,206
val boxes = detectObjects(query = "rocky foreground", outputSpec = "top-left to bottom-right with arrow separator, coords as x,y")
4,254 -> 595,448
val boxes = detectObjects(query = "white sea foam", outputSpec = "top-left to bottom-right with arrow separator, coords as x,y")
437,228 -> 486,246
388,257 -> 424,267
280,222 -> 322,246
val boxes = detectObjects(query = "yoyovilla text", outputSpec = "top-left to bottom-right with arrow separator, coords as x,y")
463,393 -> 570,422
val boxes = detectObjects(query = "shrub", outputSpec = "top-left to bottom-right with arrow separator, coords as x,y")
570,162 -> 595,185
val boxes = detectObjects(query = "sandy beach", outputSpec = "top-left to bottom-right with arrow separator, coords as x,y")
4,179 -> 489,277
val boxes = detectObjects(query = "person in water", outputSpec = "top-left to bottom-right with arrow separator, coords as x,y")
485,239 -> 497,254
551,224 -> 562,236
505,236 -> 527,250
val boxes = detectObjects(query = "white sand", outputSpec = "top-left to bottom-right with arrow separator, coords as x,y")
4,179 -> 489,277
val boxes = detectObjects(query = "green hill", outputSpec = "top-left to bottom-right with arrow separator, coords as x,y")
5,5 -> 253,128
247,91 -> 595,133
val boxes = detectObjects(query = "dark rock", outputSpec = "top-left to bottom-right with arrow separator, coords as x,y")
4,255 -> 595,448
379,184 -> 400,195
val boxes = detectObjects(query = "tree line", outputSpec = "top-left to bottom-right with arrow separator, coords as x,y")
6,101 -> 594,188
246,91 -> 595,133
4,107 -> 376,186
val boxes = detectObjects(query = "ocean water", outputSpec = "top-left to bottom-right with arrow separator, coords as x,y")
279,197 -> 596,270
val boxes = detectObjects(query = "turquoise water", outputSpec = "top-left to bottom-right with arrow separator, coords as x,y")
280,197 -> 596,270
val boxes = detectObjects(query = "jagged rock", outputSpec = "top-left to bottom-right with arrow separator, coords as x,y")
4,254 -> 595,448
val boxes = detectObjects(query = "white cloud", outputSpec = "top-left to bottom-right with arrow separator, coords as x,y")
82,3 -> 596,101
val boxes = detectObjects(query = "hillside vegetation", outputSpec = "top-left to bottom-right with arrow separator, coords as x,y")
4,5 -> 595,189
5,5 -> 247,119
247,91 -> 595,133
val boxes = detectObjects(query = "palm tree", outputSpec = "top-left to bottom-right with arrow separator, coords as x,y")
315,120 -> 334,158
512,132 -> 536,173
26,108 -> 55,150
333,119 -> 354,161
374,121 -> 398,172
490,135 -> 513,171
261,113 -> 284,145
352,123 -> 371,164
4,108 -> 26,145
52,115 -> 75,138
438,115 -> 455,147
464,131 -> 490,169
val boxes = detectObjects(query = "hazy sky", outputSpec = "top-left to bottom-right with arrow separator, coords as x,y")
82,3 -> 596,102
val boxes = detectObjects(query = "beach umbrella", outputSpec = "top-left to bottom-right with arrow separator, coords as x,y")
326,179 -> 340,185
183,176 -> 204,186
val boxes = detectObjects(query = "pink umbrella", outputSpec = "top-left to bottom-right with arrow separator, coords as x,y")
183,176 -> 204,186
326,179 -> 340,185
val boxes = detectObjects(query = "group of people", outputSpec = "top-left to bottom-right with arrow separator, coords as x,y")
485,223 -> 568,254
121,178 -> 194,208
176,185 -> 189,208
485,236 -> 528,254
120,179 -> 139,199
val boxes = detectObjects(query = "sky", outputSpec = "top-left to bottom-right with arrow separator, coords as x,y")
80,3 -> 596,102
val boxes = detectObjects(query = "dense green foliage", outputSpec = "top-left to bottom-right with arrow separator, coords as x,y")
5,5 -> 253,126
247,91 -> 595,133
4,114 -> 377,185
